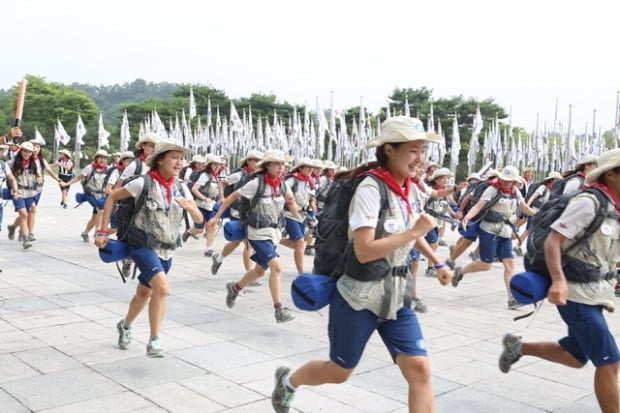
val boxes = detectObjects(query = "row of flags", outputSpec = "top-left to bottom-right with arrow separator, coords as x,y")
47,88 -> 620,176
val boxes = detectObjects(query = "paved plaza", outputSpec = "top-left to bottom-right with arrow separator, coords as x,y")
0,183 -> 617,412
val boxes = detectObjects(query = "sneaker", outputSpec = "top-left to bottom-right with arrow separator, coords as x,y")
226,281 -> 239,308
146,336 -> 164,358
18,234 -> 25,242
27,233 -> 36,242
22,239 -> 32,250
182,230 -> 191,243
271,366 -> 295,413
211,253 -> 223,275
413,297 -> 428,313
116,319 -> 131,350
469,251 -> 480,261
438,239 -> 447,247
424,267 -> 437,278
499,333 -> 522,373
203,248 -> 214,257
7,224 -> 15,240
81,231 -> 89,243
304,246 -> 315,256
275,307 -> 295,323
62,203 -> 68,209
507,298 -> 524,310
451,267 -> 464,288
513,246 -> 524,256
445,258 -> 456,270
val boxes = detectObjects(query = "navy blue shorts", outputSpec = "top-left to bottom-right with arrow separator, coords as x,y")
285,218 -> 306,241
408,248 -> 420,262
424,227 -> 439,244
248,239 -> 280,269
13,196 -> 35,212
85,193 -> 105,211
478,229 -> 513,263
558,301 -> 620,367
33,192 -> 42,205
328,289 -> 427,369
129,245 -> 172,288
199,207 -> 216,223
458,220 -> 479,241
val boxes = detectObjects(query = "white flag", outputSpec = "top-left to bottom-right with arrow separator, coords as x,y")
57,119 -> 71,146
189,87 -> 197,120
75,115 -> 86,146
229,101 -> 244,133
34,127 -> 46,145
467,106 -> 483,174
450,115 -> 461,172
120,110 -> 131,152
98,113 -> 110,148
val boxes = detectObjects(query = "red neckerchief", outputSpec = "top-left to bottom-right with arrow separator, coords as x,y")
490,177 -> 516,195
292,171 -> 315,190
118,164 -> 126,172
364,167 -> 412,213
587,183 -> 620,214
545,181 -> 553,189
412,178 -> 426,193
91,161 -> 107,172
311,172 -> 320,180
243,165 -> 253,174
324,172 -> 334,180
210,171 -> 219,180
264,173 -> 282,196
21,159 -> 31,169
138,153 -> 146,162
577,171 -> 586,178
433,184 -> 446,190
148,170 -> 174,203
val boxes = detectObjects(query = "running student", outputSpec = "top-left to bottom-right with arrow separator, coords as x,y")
270,116 -> 453,413
206,149 -> 300,324
54,149 -> 74,208
95,140 -> 201,358
500,148 -> 620,413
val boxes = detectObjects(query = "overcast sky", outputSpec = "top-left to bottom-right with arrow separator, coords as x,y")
3,0 -> 619,133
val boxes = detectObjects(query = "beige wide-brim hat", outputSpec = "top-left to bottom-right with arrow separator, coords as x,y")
146,140 -> 193,167
323,160 -> 337,169
496,166 -> 521,182
19,141 -> 34,152
59,149 -> 72,158
292,157 -> 315,171
0,144 -> 9,150
586,148 -> 620,184
94,149 -> 109,158
119,151 -> 134,161
135,132 -> 158,149
258,149 -> 288,167
205,154 -> 224,165
364,116 -> 442,149
191,154 -> 205,164
240,149 -> 263,165
430,167 -> 453,180
466,172 -> 481,181
542,171 -> 562,181
576,154 -> 599,167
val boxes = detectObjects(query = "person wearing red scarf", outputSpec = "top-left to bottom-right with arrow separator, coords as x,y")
206,149 -> 300,324
61,150 -> 110,243
118,133 -> 157,184
500,148 -> 620,413
456,166 -> 537,309
96,140 -> 201,358
281,158 -> 318,274
270,116 -> 454,413
210,150 -> 263,276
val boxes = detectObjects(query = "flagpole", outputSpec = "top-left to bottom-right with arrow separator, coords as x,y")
74,116 -> 81,169
614,91 -> 619,149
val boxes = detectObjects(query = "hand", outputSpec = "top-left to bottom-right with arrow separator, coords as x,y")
461,216 -> 469,231
413,213 -> 436,236
174,197 -> 192,210
436,267 -> 453,286
547,278 -> 568,305
455,181 -> 469,192
94,235 -> 108,248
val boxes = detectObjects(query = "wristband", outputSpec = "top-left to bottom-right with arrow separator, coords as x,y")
95,231 -> 109,237
433,263 -> 446,270
96,228 -> 109,234
194,222 -> 205,229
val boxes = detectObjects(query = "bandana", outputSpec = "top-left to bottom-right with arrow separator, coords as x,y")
148,170 -> 174,203
91,161 -> 107,173
264,173 -> 283,197
364,167 -> 412,213
243,165 -> 253,174
490,177 -> 516,195
588,183 -> 620,214
292,171 -> 315,190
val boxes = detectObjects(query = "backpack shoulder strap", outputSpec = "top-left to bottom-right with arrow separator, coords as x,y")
580,187 -> 610,237
248,173 -> 266,211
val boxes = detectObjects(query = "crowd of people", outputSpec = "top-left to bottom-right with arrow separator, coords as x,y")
1,119 -> 619,413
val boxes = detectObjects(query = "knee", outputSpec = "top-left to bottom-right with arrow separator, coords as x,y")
400,356 -> 432,384
268,260 -> 283,275
152,284 -> 170,299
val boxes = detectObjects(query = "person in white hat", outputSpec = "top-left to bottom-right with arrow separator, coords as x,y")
315,160 -> 337,210
210,149 -> 264,275
179,154 -> 205,185
206,149 -> 300,323
54,149 -> 75,208
455,166 -> 537,309
10,137 -> 62,243
279,157 -> 317,273
0,144 -> 12,239
187,154 -> 225,256
61,150 -> 111,243
118,133 -> 158,183
4,141 -> 42,249
96,140 -> 200,358
270,116 -> 452,413
500,148 -> 620,412
104,151 -> 135,198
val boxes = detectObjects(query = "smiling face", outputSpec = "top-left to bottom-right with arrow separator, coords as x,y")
265,161 -> 286,178
384,140 -> 426,183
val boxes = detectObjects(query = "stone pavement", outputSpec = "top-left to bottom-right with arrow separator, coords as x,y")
0,183 -> 617,412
